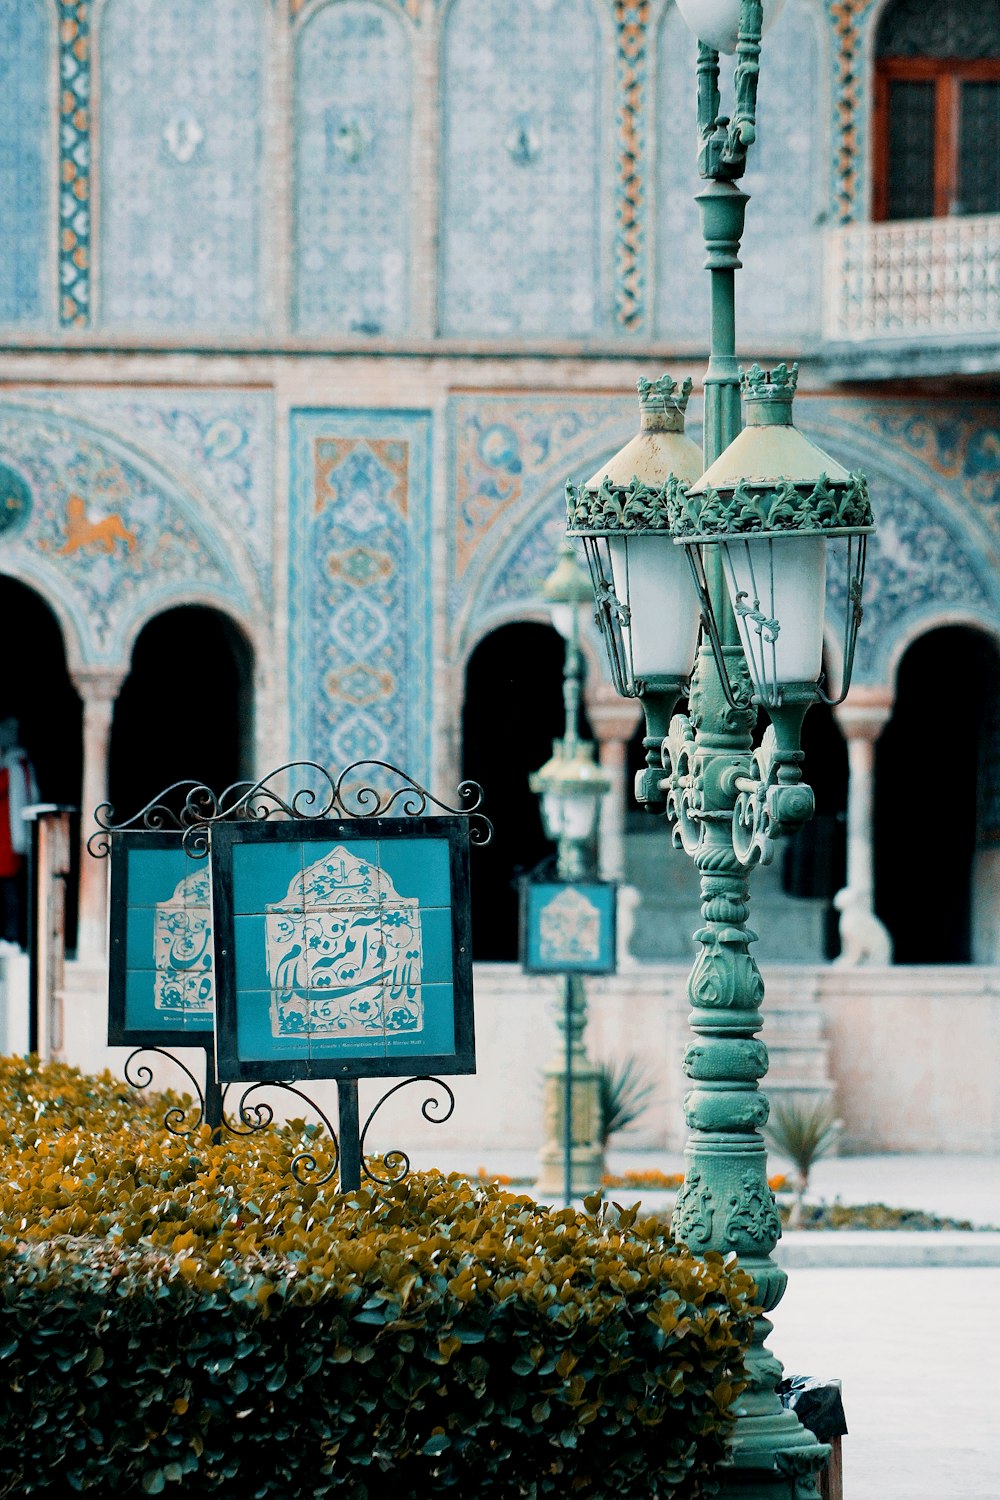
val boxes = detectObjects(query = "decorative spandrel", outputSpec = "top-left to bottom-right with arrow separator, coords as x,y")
521,880 -> 617,976
214,818 -> 473,1082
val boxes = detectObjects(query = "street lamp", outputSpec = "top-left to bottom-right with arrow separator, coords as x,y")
568,1 -> 876,1496
530,542 -> 610,1202
529,542 -> 609,880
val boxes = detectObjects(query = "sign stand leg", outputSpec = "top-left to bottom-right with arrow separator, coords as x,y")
204,1057 -> 223,1138
338,1078 -> 362,1192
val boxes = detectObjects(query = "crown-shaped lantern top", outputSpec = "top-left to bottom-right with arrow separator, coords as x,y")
679,361 -> 874,538
566,375 -> 702,533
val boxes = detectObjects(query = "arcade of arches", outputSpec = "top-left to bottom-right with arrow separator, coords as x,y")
461,620 -> 1000,968
0,584 -> 253,960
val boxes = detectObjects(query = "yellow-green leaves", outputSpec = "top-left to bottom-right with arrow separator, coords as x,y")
0,1057 -> 755,1499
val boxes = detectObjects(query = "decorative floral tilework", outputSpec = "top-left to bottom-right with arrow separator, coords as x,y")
614,0 -> 649,330
32,388 -> 275,592
99,0 -> 264,329
440,0 -> 605,336
827,0 -> 880,224
58,0 -> 92,327
288,410 -> 432,784
294,0 -> 413,334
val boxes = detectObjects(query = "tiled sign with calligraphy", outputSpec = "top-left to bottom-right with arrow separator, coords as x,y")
210,817 -> 475,1082
108,832 -> 215,1047
521,880 -> 617,976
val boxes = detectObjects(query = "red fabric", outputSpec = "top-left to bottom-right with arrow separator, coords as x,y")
0,768 -> 18,878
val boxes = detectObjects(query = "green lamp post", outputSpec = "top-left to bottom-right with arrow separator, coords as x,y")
568,2 -> 876,1496
531,541 -> 610,1202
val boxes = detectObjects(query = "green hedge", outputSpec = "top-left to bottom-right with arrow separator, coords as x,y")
0,1058 -> 756,1498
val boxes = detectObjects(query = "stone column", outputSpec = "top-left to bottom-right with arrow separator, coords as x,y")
833,686 -> 894,966
72,670 -> 124,963
584,681 -> 642,881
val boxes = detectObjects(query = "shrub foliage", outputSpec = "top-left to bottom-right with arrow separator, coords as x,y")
0,1058 -> 756,1498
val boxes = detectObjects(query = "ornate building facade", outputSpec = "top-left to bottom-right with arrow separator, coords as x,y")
0,0 -> 997,1149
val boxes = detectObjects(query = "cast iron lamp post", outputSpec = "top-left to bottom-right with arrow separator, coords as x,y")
531,542 -> 609,1201
568,2 -> 875,1496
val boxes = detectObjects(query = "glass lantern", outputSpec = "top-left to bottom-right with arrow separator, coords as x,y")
674,362 -> 874,712
566,375 -> 703,702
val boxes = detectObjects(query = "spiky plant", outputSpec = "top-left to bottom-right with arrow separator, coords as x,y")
597,1057 -> 655,1148
763,1098 -> 839,1228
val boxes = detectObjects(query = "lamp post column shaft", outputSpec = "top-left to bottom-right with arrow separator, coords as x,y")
674,116 -> 830,1500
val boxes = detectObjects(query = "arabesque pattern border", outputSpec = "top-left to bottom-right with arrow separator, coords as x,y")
58,0 -> 91,326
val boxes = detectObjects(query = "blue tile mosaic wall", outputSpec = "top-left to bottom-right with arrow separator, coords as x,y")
0,0 -> 48,326
288,409 -> 433,784
294,0 -> 413,335
656,0 -> 824,343
99,0 -> 263,330
440,0 -> 605,336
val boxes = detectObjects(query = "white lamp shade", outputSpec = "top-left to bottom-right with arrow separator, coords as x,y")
675,0 -> 787,54
542,787 -> 599,843
609,534 -> 701,683
721,534 -> 826,698
549,602 -> 575,641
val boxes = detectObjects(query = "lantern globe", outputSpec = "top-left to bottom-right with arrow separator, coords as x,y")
676,362 -> 874,707
675,0 -> 787,54
567,375 -> 704,698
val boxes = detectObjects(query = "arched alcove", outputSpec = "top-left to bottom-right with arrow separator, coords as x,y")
0,576 -> 82,945
781,697 -> 849,958
99,0 -> 264,329
875,625 -> 1000,963
294,0 -> 413,334
109,606 -> 254,820
461,621 -> 594,961
440,0 -> 605,336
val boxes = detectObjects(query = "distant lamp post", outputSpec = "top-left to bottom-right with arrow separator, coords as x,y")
530,542 -> 609,1202
566,0 -> 876,1495
530,542 -> 609,879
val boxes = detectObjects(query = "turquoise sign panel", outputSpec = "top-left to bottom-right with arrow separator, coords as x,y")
108,833 -> 215,1045
521,880 -> 617,976
211,817 -> 475,1082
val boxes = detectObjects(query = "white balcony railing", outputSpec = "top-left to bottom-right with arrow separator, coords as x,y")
824,213 -> 1000,342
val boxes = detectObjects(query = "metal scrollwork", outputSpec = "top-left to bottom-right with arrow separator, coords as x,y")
226,1081 -> 341,1187
359,1076 -> 456,1190
660,714 -> 703,854
88,761 -> 493,858
123,1047 -> 206,1136
730,725 -> 815,869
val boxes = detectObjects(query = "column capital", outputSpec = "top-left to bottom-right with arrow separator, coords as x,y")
834,685 -> 894,744
70,667 -> 126,706
584,679 -> 643,743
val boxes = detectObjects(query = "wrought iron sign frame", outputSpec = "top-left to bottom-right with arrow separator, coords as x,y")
90,761 -> 490,1192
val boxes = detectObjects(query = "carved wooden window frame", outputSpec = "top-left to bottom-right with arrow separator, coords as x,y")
873,57 -> 1000,221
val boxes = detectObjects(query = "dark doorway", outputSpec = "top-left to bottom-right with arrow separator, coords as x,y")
0,576 -> 82,947
109,606 -> 254,821
781,695 -> 849,958
461,621 -> 594,961
875,626 -> 999,962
